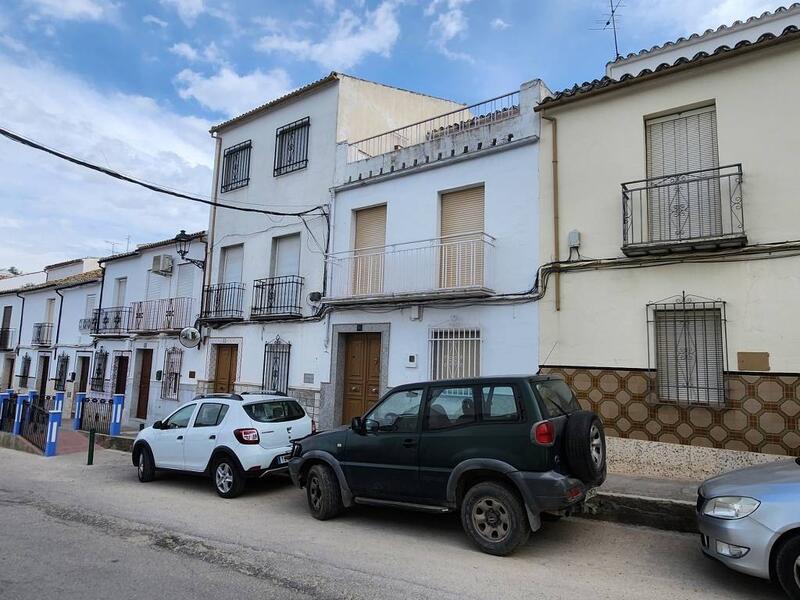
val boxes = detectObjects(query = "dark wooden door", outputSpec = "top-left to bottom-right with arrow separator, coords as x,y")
114,356 -> 129,395
214,345 -> 238,393
342,333 -> 381,424
76,356 -> 89,392
136,350 -> 152,419
4,358 -> 14,390
37,355 -> 50,399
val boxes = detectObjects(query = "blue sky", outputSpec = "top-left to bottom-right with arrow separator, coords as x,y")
0,0 -> 778,270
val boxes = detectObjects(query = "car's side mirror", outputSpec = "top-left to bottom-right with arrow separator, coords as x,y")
364,419 -> 379,434
350,416 -> 363,433
152,420 -> 163,430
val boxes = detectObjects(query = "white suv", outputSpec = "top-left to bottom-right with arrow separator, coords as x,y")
132,392 -> 314,498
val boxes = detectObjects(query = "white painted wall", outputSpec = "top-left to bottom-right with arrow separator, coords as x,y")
539,41 -> 800,372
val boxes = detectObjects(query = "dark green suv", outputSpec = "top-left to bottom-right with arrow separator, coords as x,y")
288,375 -> 606,555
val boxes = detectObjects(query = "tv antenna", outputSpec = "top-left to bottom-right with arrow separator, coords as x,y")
591,0 -> 623,61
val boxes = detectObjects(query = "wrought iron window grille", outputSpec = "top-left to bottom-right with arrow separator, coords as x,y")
646,292 -> 727,407
162,347 -> 183,400
429,328 -> 481,380
220,140 -> 252,193
18,353 -> 31,387
54,352 -> 69,391
274,117 -> 310,177
90,348 -> 108,392
262,337 -> 291,395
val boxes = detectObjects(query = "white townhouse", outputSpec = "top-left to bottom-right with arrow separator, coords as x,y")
90,232 -> 207,427
199,72 -> 463,418
535,7 -> 800,456
3,258 -> 101,415
321,79 -> 548,428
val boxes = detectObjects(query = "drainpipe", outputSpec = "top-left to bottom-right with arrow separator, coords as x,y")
54,288 -> 65,362
205,133 -> 223,293
94,265 -> 106,347
15,291 -> 25,347
541,114 -> 561,311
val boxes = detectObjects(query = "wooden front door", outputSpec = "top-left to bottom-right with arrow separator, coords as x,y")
114,356 -> 129,395
342,333 -> 381,424
214,345 -> 238,393
136,350 -> 152,420
37,355 -> 50,399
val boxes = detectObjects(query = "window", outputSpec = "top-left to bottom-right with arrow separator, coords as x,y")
220,140 -> 251,193
113,277 -> 127,306
219,244 -> 244,284
262,338 -> 290,395
161,347 -> 183,400
429,328 -> 481,380
18,353 -> 31,387
193,403 -> 229,427
532,380 -> 578,418
90,349 -> 108,392
44,298 -> 55,323
649,294 -> 726,406
54,353 -> 69,392
482,385 -> 521,421
352,205 -> 386,296
645,106 -> 721,242
365,388 -> 423,433
271,233 -> 301,277
244,400 -> 305,423
439,186 -> 485,289
426,386 -> 476,430
274,117 -> 310,176
84,294 -> 96,318
163,403 -> 196,429
176,263 -> 195,298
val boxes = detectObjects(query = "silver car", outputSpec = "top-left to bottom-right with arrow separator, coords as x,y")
697,458 -> 800,598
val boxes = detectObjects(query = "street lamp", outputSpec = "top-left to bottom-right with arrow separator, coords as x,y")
174,230 -> 205,269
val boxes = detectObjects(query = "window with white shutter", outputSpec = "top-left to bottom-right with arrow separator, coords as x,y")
176,263 -> 194,298
645,106 -> 721,242
439,186 -> 485,289
146,271 -> 162,301
352,205 -> 386,296
219,245 -> 244,284
271,234 -> 301,277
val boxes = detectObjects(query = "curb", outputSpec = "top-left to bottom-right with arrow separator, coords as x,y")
77,431 -> 136,453
0,431 -> 43,456
579,491 -> 697,533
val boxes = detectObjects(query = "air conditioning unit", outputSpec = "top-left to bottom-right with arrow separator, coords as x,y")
152,254 -> 173,275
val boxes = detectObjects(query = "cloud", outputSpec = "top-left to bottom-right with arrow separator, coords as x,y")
160,0 -> 204,26
0,34 -> 26,52
490,17 -> 510,30
255,0 -> 401,70
170,41 -> 224,65
25,0 -> 117,21
425,0 -> 474,62
143,14 -> 168,28
175,67 -> 293,117
313,0 -> 336,14
169,42 -> 199,61
0,55 -> 211,271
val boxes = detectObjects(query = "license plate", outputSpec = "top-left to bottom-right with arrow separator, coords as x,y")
277,454 -> 290,465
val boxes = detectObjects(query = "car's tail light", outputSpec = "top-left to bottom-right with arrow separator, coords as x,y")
234,428 -> 260,444
532,420 -> 555,446
311,419 -> 317,434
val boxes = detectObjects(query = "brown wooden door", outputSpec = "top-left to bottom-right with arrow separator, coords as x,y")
37,355 -> 50,399
114,356 -> 129,395
136,350 -> 152,419
342,333 -> 381,424
76,356 -> 90,392
214,345 -> 238,393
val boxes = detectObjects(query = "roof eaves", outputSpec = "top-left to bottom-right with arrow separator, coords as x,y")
537,25 -> 800,111
99,231 -> 206,263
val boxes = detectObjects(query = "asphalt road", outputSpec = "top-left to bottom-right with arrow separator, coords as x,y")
0,447 -> 784,600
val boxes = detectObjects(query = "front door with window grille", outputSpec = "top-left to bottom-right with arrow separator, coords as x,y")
653,304 -> 725,406
646,106 -> 721,242
352,206 -> 386,296
54,353 -> 69,392
439,186 -> 485,289
263,339 -> 290,395
429,328 -> 481,380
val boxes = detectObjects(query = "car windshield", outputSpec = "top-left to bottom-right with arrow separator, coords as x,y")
533,379 -> 580,416
244,400 -> 305,423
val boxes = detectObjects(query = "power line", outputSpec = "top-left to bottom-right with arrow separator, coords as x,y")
0,125 -> 326,218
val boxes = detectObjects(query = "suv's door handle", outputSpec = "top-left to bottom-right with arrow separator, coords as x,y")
402,439 -> 417,448
209,434 -> 216,440
177,435 -> 183,440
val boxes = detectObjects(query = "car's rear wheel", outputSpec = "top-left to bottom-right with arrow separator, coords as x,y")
136,446 -> 155,482
306,464 -> 343,520
213,456 -> 245,499
460,481 -> 529,556
564,411 -> 607,486
775,534 -> 800,600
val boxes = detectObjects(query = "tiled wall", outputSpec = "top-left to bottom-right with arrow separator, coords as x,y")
540,366 -> 800,456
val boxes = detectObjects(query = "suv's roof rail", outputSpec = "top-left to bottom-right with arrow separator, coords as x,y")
192,392 -> 244,401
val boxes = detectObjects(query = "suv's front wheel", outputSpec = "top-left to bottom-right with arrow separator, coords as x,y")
461,481 -> 530,556
306,463 -> 344,520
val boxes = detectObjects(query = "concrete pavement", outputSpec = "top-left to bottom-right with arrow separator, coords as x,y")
0,447 -> 784,600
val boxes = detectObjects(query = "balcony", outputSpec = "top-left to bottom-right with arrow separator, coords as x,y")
130,297 -> 195,333
0,328 -> 15,350
622,164 -> 746,256
251,276 -> 303,319
31,323 -> 53,346
92,307 -> 131,336
78,318 -> 94,334
325,233 -> 495,304
201,282 -> 245,321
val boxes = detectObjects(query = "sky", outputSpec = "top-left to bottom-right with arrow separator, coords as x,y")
0,0 -> 781,271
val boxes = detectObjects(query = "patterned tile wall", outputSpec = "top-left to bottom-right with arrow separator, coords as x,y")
540,366 -> 800,456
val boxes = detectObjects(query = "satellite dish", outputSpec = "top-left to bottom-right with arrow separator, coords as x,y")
179,326 -> 201,348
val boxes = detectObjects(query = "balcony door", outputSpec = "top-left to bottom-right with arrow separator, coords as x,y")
219,244 -> 243,284
272,233 -> 301,278
352,205 -> 386,296
645,106 -> 721,242
439,186 -> 484,289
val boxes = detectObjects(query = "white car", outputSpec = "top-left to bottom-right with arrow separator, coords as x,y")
131,392 -> 315,498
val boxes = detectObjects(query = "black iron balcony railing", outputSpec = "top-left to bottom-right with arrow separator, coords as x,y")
0,328 -> 14,350
201,282 -> 245,320
78,317 -> 94,333
622,164 -> 745,255
251,275 -> 303,318
32,322 -> 53,346
92,307 -> 131,335
130,297 -> 194,332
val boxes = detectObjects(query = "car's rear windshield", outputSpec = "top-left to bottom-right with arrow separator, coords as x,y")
244,400 -> 306,423
532,379 -> 580,417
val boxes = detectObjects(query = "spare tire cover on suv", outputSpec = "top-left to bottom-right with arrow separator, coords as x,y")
564,411 -> 606,486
